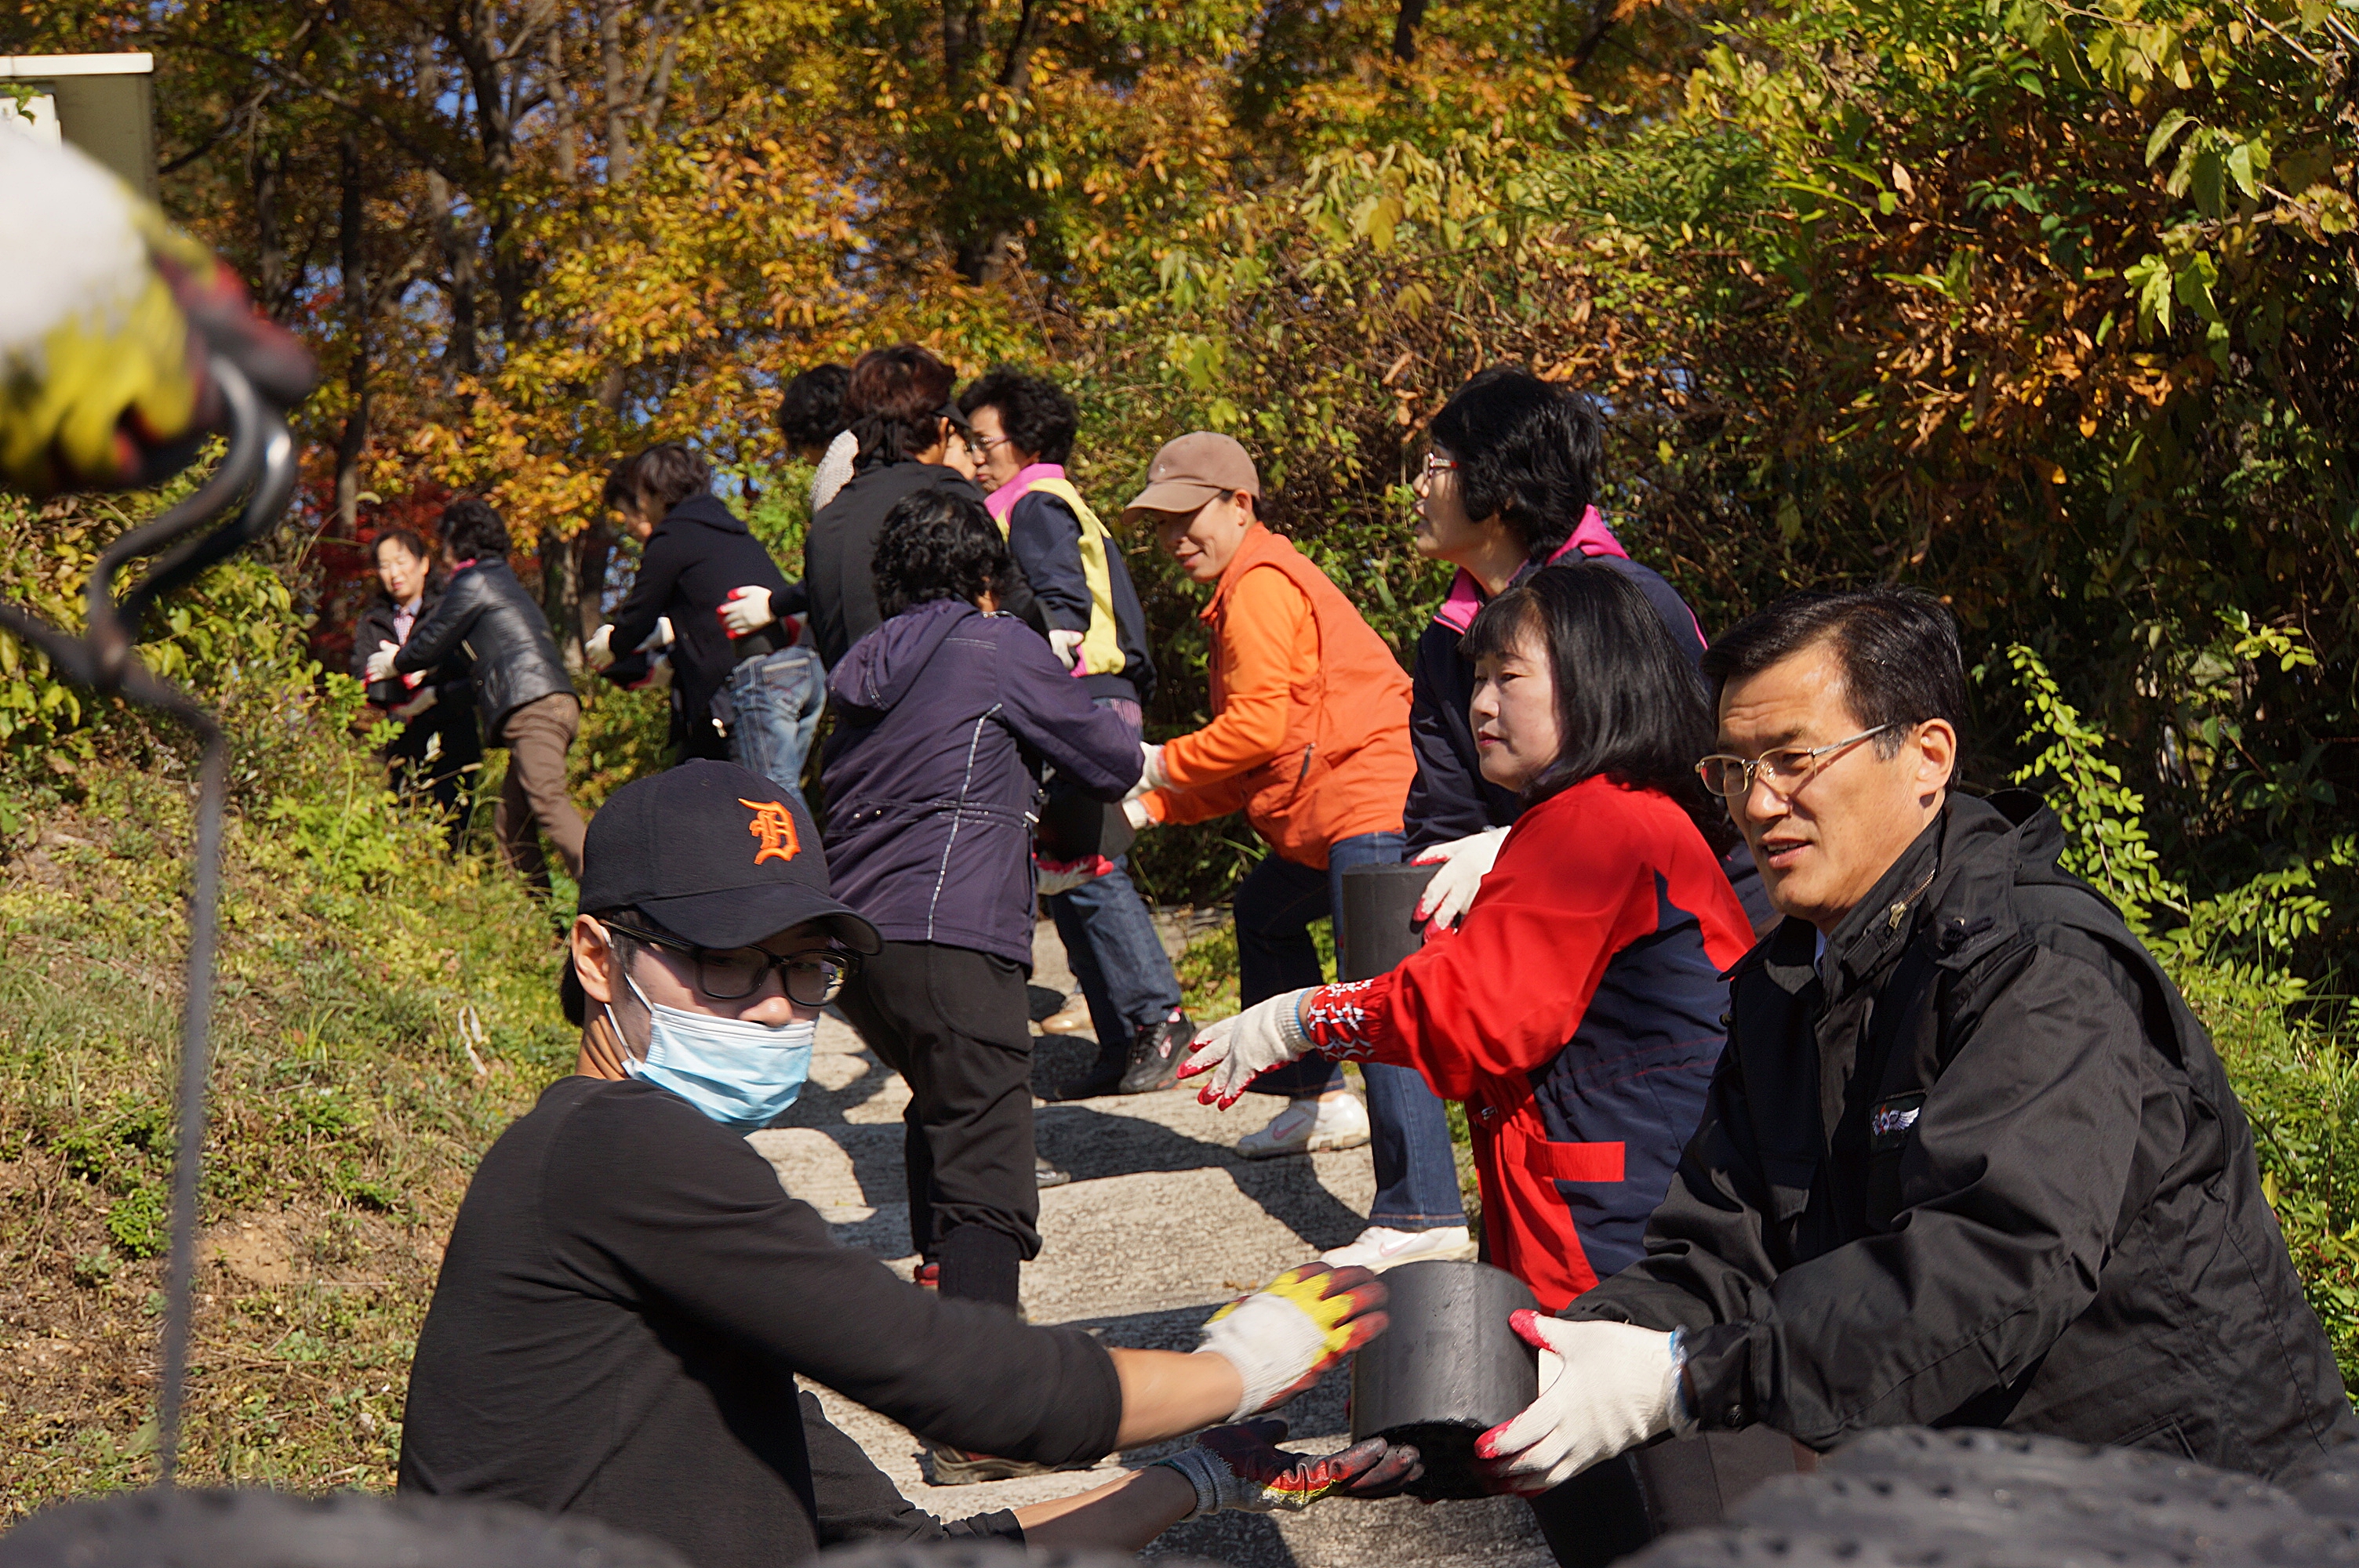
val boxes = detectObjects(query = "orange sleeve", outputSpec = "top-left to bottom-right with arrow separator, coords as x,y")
1153,565 -> 1310,804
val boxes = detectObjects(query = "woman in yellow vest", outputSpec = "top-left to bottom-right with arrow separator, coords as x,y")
958,369 -> 1196,1101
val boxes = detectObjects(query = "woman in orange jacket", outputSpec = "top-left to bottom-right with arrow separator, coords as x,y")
1123,433 -> 1473,1269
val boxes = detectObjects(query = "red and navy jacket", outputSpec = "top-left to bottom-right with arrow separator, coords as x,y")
1295,776 -> 1755,1311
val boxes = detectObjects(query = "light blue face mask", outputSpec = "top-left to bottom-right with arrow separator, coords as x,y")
609,973 -> 815,1129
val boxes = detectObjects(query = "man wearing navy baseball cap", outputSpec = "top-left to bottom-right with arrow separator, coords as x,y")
398,760 -> 1412,1567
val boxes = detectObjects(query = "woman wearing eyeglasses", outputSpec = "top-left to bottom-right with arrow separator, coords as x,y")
1187,559 -> 1753,1310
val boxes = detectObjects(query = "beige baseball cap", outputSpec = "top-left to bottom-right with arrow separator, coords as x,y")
1122,432 -> 1262,522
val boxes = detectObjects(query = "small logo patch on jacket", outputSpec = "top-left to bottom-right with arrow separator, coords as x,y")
1869,1092 -> 1925,1152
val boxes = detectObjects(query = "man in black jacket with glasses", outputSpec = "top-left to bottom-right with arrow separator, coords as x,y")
1470,587 -> 2354,1520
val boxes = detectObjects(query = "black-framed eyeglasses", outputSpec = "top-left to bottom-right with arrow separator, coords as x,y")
1695,723 -> 1903,801
600,920 -> 860,1005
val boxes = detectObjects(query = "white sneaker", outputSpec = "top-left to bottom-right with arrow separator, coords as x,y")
1320,1224 -> 1480,1271
1235,1095 -> 1371,1160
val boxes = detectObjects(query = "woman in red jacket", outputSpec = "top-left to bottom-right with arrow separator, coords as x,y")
1182,561 -> 1755,1313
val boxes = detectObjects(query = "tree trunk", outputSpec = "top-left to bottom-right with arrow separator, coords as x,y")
335,135 -> 370,534
546,23 -> 576,181
539,523 -> 582,665
251,145 -> 288,314
599,0 -> 633,182
573,520 -> 616,650
1393,0 -> 1430,62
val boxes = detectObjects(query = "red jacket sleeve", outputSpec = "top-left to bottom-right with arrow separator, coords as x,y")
1302,782 -> 1721,1101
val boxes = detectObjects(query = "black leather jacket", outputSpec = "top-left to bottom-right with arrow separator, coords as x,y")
393,559 -> 572,746
1571,791 -> 2357,1479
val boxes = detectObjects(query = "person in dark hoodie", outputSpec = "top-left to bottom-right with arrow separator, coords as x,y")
958,367 -> 1192,1099
370,496 -> 587,884
1401,368 -> 1772,939
351,525 -> 479,848
587,443 -> 820,809
820,485 -> 1144,1484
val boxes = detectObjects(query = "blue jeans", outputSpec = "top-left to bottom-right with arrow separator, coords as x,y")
1045,697 -> 1183,1047
724,644 -> 824,818
1233,831 -> 1467,1231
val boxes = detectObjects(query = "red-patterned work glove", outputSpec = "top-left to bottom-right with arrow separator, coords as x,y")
1157,1418 -> 1423,1516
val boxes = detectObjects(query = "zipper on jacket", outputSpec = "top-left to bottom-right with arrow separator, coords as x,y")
1297,742 -> 1315,783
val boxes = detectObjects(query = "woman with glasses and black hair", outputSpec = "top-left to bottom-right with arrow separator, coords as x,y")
1181,560 -> 1760,1564
817,488 -> 1145,1483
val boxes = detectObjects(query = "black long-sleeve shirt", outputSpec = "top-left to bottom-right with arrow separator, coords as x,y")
606,493 -> 803,739
398,1076 -> 1121,1567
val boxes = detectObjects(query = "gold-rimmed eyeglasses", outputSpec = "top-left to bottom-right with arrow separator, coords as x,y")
1695,723 -> 1902,801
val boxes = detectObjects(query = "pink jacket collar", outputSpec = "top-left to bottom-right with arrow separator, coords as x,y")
1432,506 -> 1623,633
985,462 -> 1066,524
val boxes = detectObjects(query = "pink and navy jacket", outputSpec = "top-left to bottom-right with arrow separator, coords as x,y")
1292,777 -> 1754,1311
1404,509 -> 1706,849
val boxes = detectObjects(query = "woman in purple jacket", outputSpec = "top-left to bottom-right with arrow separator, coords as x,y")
820,488 -> 1143,1477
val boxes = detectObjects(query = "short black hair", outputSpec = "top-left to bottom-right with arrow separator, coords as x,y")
632,443 -> 713,515
1428,367 -> 1605,563
777,365 -> 852,448
1463,559 -> 1736,852
871,487 -> 1013,619
1700,587 -> 1966,754
957,368 -> 1078,466
601,452 -> 640,511
373,527 -> 430,564
440,495 -> 510,561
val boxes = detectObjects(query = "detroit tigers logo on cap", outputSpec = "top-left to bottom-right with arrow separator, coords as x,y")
740,798 -> 801,865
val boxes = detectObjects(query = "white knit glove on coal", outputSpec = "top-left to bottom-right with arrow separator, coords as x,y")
584,623 -> 617,672
1046,627 -> 1085,670
364,641 -> 400,682
1180,989 -> 1314,1108
1413,826 -> 1509,929
1476,1314 -> 1692,1496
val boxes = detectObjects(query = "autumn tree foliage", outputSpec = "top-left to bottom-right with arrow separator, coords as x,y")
6,0 -> 2356,930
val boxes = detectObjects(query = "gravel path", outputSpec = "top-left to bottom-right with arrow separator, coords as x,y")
747,916 -> 1553,1567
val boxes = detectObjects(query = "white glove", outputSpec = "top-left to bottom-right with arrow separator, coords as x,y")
1122,797 -> 1154,831
720,585 -> 774,637
1047,626 -> 1085,670
645,615 -> 674,651
364,641 -> 400,683
1475,1314 -> 1688,1496
1413,826 -> 1510,928
1179,989 -> 1314,1109
391,688 -> 437,723
1196,1262 -> 1389,1421
1142,740 -> 1171,790
584,623 -> 617,672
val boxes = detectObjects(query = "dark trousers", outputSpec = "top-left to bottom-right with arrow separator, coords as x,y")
384,706 -> 479,852
1232,832 -> 1467,1231
837,941 -> 1040,1310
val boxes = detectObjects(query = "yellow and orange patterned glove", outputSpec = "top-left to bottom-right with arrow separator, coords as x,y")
1156,1417 -> 1423,1517
0,130 -> 313,497
1196,1261 -> 1389,1421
